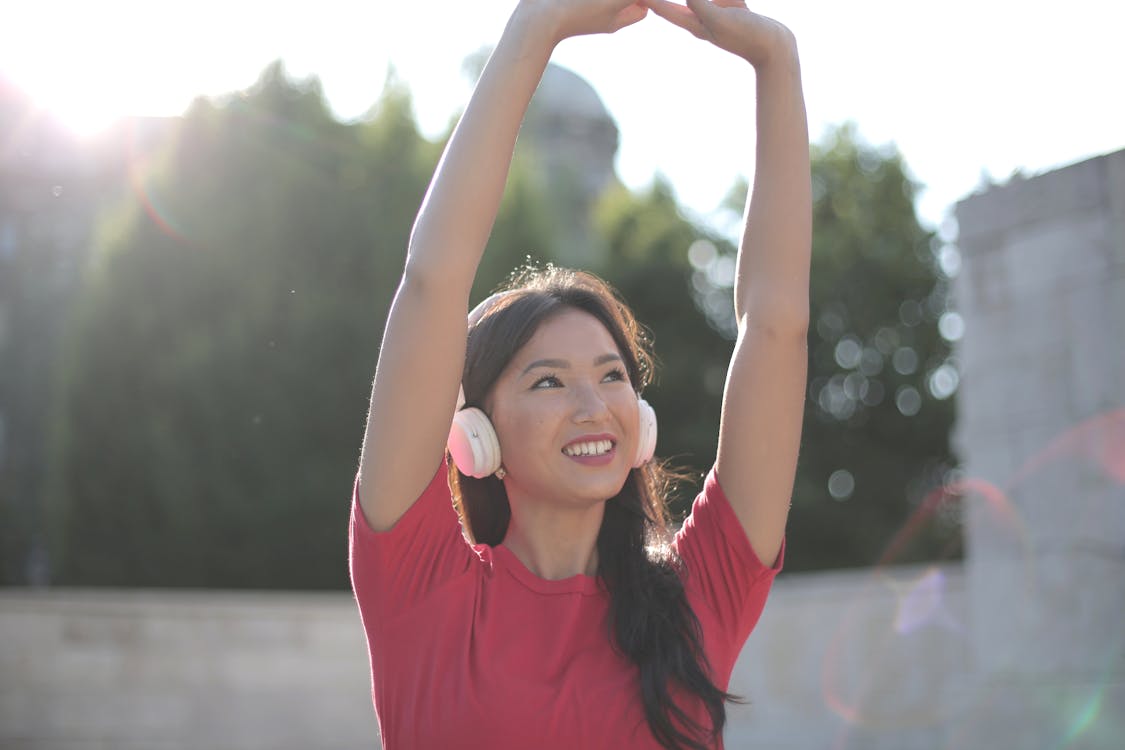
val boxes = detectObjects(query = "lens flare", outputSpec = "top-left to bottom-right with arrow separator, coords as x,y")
821,409 -> 1124,745
1010,408 -> 1125,487
125,119 -> 188,245
891,568 -> 962,636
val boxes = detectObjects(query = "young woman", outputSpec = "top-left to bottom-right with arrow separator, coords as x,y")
349,2 -> 810,748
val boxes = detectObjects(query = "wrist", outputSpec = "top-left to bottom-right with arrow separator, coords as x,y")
510,0 -> 567,51
742,23 -> 800,72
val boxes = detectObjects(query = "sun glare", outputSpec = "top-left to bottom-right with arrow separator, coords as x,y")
21,79 -> 127,137
2,3 -> 195,137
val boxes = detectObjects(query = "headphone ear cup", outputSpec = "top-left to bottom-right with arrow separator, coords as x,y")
634,397 -> 658,468
448,407 -> 502,478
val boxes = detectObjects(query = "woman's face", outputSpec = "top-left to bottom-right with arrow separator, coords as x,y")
485,307 -> 638,509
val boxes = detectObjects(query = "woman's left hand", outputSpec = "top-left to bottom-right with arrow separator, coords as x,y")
639,0 -> 796,69
518,0 -> 649,45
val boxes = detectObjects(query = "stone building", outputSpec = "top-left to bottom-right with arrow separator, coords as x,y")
523,63 -> 619,205
519,62 -> 621,266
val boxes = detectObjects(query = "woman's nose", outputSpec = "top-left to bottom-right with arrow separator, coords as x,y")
571,382 -> 610,422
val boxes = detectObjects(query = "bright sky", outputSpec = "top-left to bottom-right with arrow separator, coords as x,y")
4,0 -> 1123,232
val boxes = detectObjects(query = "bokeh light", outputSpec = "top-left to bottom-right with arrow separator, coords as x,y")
892,346 -> 918,375
898,299 -> 923,327
687,238 -> 716,270
828,469 -> 855,501
938,311 -> 964,341
938,244 -> 962,277
927,363 -> 959,400
895,385 -> 921,416
834,336 -> 862,369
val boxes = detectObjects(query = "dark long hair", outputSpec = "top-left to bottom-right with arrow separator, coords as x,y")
448,265 -> 741,749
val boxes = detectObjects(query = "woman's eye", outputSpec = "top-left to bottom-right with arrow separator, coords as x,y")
532,374 -> 562,389
603,368 -> 627,383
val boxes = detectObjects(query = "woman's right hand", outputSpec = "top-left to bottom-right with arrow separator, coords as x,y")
517,0 -> 648,45
640,0 -> 795,69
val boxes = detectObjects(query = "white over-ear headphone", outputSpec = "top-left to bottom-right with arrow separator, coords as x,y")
448,385 -> 657,479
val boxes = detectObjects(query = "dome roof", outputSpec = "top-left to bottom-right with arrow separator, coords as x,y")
532,64 -> 611,122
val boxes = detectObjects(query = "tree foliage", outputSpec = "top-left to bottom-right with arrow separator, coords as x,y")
46,63 -> 436,587
792,124 -> 958,569
42,66 -> 957,588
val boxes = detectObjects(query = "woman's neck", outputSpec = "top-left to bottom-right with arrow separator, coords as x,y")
500,500 -> 604,580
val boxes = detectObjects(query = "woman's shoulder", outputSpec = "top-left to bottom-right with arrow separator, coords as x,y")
673,465 -> 783,641
675,464 -> 784,575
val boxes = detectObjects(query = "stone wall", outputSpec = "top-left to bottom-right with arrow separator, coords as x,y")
728,563 -> 972,749
2,564 -> 967,749
0,589 -> 377,750
953,149 -> 1125,748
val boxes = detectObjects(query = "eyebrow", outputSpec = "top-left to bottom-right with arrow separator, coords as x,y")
521,353 -> 623,377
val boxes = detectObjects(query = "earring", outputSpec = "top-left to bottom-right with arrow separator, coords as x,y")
494,466 -> 507,480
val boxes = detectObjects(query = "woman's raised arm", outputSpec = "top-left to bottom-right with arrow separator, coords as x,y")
357,1 -> 648,531
644,0 -> 811,567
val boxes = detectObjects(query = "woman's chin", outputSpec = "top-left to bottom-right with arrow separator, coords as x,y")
561,466 -> 631,502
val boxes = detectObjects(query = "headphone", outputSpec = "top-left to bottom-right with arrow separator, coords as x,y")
448,385 -> 657,478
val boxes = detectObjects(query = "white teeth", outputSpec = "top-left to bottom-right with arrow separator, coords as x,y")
564,440 -> 613,457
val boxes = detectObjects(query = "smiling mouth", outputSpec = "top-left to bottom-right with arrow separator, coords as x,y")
562,439 -> 615,457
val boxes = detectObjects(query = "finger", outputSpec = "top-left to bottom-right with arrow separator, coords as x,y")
612,3 -> 649,31
684,0 -> 722,24
686,0 -> 749,35
640,0 -> 705,36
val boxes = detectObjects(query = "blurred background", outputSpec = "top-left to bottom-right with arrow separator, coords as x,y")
1,1 -> 1122,748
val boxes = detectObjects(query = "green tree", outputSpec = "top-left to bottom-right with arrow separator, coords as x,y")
45,63 -> 436,588
801,124 -> 957,569
717,124 -> 958,570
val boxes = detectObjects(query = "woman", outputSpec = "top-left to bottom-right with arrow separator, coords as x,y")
350,1 -> 810,748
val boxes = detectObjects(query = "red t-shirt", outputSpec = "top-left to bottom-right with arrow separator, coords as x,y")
349,459 -> 782,749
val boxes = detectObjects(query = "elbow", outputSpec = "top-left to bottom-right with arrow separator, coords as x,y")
739,314 -> 809,342
400,253 -> 463,299
738,297 -> 809,338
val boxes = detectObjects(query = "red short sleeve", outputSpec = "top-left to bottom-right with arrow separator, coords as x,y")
348,457 -> 477,634
674,465 -> 784,655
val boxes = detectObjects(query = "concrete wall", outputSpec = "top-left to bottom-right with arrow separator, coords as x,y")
2,564 -> 968,749
0,589 -> 377,750
728,563 -> 972,749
